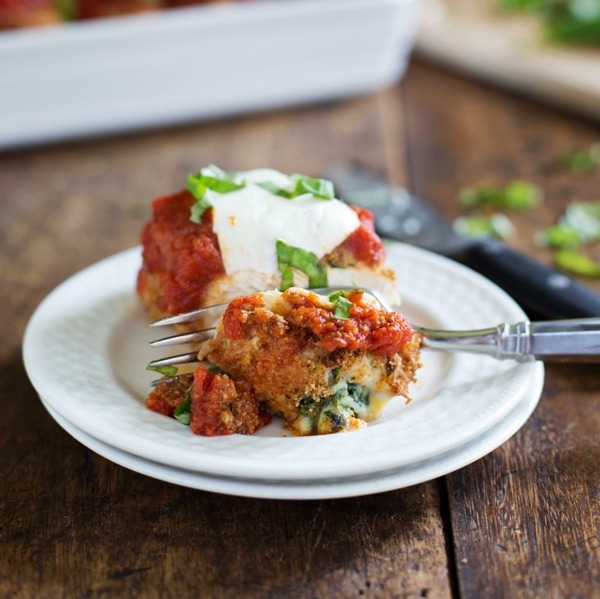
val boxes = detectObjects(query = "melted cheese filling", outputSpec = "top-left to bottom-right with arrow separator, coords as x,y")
210,168 -> 360,275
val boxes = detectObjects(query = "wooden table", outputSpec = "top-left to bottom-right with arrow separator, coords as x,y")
1,60 -> 599,598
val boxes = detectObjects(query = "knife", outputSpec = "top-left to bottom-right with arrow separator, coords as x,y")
329,164 -> 600,319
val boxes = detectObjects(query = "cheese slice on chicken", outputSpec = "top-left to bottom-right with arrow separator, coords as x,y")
137,166 -> 399,323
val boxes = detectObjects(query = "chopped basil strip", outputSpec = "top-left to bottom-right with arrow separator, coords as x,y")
147,363 -> 179,378
173,391 -> 192,425
188,165 -> 246,223
188,167 -> 335,223
328,290 -> 353,319
276,239 -> 328,290
258,174 -> 335,200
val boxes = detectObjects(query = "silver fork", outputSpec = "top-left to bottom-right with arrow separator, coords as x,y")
148,287 -> 600,370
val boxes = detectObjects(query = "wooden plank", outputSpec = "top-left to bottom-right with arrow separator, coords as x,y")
403,60 -> 600,599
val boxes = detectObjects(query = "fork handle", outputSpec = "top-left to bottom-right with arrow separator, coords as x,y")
418,318 -> 600,362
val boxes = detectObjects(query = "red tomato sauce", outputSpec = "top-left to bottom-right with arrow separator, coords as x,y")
222,289 -> 414,357
338,207 -> 386,266
137,192 -> 387,316
136,190 -> 226,315
283,289 -> 414,356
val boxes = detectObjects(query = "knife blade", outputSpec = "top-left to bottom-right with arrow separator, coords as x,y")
329,164 -> 600,319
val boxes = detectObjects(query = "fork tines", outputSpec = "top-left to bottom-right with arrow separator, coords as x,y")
149,328 -> 215,348
147,304 -> 225,372
149,301 -> 228,328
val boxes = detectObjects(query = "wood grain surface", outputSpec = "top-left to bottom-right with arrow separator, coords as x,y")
1,60 -> 599,598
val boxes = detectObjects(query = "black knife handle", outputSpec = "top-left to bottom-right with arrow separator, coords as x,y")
461,239 -> 600,319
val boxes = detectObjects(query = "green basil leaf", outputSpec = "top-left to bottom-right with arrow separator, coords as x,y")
146,363 -> 179,378
174,391 -> 192,425
187,165 -> 246,223
258,174 -> 335,200
276,239 -> 328,290
289,174 -> 335,200
328,290 -> 353,319
189,195 -> 213,224
279,264 -> 295,291
256,181 -> 288,197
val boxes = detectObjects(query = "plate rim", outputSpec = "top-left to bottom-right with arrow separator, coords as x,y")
23,244 -> 541,481
39,361 -> 544,500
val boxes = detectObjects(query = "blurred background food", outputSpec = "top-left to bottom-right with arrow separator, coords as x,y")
2,0 -> 598,46
495,0 -> 600,46
416,0 -> 600,122
1,0 -> 598,148
0,0 -> 237,29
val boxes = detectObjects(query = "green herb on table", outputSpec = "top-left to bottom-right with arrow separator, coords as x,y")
556,249 -> 600,276
459,180 -> 542,211
561,142 -> 600,172
453,213 -> 516,239
454,180 -> 540,240
537,200 -> 600,277
538,200 -> 600,248
534,223 -> 581,248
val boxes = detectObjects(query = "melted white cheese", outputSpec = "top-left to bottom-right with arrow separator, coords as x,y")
211,169 -> 360,275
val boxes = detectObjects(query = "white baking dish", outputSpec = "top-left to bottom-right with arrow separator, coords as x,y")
0,0 -> 422,149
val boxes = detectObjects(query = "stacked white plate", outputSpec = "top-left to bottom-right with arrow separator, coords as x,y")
23,244 -> 544,500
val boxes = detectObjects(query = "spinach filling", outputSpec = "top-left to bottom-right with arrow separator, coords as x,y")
298,380 -> 371,434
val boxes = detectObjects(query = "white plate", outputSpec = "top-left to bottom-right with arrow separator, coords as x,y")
39,362 -> 543,499
23,244 -> 541,482
0,0 -> 422,149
